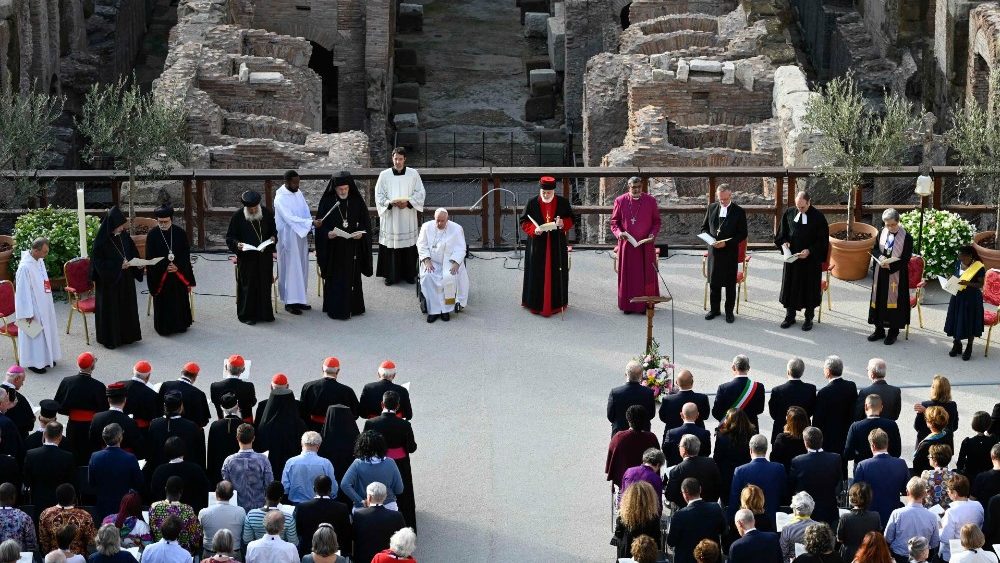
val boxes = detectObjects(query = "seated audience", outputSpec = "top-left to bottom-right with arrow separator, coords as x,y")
958,411 -> 999,480
713,408 -> 754,507
884,478 -> 941,563
837,482 -> 882,563
693,539 -> 721,563
780,492 -> 817,562
281,431 -> 335,505
140,516 -> 192,563
342,431 -> 405,511
913,406 -> 954,475
913,375 -> 959,446
88,424 -> 144,522
940,475 -> 984,561
921,444 -> 957,509
607,361 -> 655,435
199,529 -> 238,563
789,427 -> 843,528
245,511 -> 297,563
666,478 -> 726,563
974,443 -> 1000,512
0,539 -> 18,563
150,437 -> 212,514
621,448 -> 665,509
606,406 -> 659,488
666,435 -> 721,508
100,493 -> 152,550
728,434 -> 786,530
221,424 -> 273,514
613,481 -> 661,559
301,523 -> 346,563
89,524 -> 138,563
729,508 -> 781,563
198,481 -> 246,558
371,527 -> 418,563
851,531 -> 893,563
952,523 -> 999,563
242,481 -> 297,546
353,482 -> 406,563
854,428 -> 911,526
770,406 -> 808,474
0,482 -> 36,551
148,476 -> 203,556
38,485 -> 96,555
792,522 -> 841,563
659,369 -> 710,431
767,357 -> 817,443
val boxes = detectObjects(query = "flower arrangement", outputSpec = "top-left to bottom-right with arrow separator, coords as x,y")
635,339 -> 674,402
11,207 -> 101,279
899,209 -> 975,279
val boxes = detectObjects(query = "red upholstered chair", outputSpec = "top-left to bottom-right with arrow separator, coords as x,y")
701,239 -> 750,313
904,255 -> 927,339
64,258 -> 96,345
818,245 -> 834,323
0,280 -> 18,364
983,268 -> 1000,357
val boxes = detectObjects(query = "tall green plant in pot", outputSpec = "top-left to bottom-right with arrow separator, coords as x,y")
0,86 -> 65,207
802,73 -> 922,280
75,76 -> 190,234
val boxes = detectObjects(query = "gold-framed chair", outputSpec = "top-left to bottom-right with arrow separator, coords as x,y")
0,280 -> 19,364
818,246 -> 834,323
904,255 -> 926,339
64,258 -> 96,345
702,239 -> 750,313
983,268 -> 1000,356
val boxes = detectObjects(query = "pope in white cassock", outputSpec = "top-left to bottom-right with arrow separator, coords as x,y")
274,170 -> 314,315
13,237 -> 61,373
417,208 -> 469,323
375,147 -> 426,285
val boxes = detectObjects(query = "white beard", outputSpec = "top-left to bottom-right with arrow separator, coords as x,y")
243,208 -> 263,221
540,194 -> 555,203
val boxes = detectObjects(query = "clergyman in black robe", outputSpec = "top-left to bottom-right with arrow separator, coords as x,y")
91,206 -> 143,349
316,172 -> 373,320
520,176 -> 574,317
225,190 -> 277,325
145,205 -> 196,336
775,191 -> 829,331
206,392 -> 242,483
256,387 -> 307,478
868,209 -> 912,345
701,183 -> 748,322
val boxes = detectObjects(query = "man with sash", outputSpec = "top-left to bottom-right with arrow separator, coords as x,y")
867,208 -> 913,345
711,354 -> 765,430
146,204 -> 196,335
299,357 -> 360,431
122,360 -> 161,436
54,352 -> 109,465
417,208 -> 470,323
944,245 -> 987,360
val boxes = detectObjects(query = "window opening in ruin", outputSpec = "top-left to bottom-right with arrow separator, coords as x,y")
972,55 -> 991,110
620,3 -> 632,29
308,41 -> 339,133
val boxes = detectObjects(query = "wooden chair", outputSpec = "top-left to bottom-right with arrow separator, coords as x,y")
64,258 -> 96,345
0,280 -> 18,364
701,239 -> 750,313
983,268 -> 1000,357
818,245 -> 834,323
904,255 -> 927,339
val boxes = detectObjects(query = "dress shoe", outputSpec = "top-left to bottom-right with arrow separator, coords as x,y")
27,367 -> 47,374
242,319 -> 256,326
963,341 -> 973,361
867,329 -> 886,342
705,311 -> 720,320
802,318 -> 813,331
949,340 -> 962,357
285,305 -> 302,315
780,318 -> 795,329
384,279 -> 394,286
441,313 -> 450,321
883,330 -> 898,345
726,312 -> 735,324
426,314 -> 439,323
298,304 -> 312,311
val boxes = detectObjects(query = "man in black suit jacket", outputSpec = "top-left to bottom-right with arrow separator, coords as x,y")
767,357 -> 816,442
789,427 -> 843,528
149,437 -> 211,513
812,355 -> 857,472
844,394 -> 902,465
712,354 -> 765,431
293,475 -> 353,557
89,383 -> 146,459
659,369 -> 710,430
147,392 -> 206,474
359,361 -> 413,420
353,483 -> 406,563
300,358 -> 361,431
210,355 -> 257,423
667,478 -> 727,563
973,444 -> 1000,512
88,422 -> 146,518
729,508 -> 782,563
854,358 -> 901,421
24,400 -> 73,452
701,184 -> 748,323
158,363 -> 211,428
663,403 -> 712,466
607,361 -> 654,435
23,422 -> 75,513
122,361 -> 162,433
666,442 -> 722,507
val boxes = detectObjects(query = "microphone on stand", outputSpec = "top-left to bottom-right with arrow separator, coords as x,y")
469,187 -> 522,265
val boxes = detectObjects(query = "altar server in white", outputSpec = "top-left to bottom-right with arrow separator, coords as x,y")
375,147 -> 426,285
417,208 -> 469,323
14,237 -> 61,373
274,169 -> 314,315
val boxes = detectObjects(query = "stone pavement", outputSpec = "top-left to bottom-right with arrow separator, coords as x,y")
4,249 -> 997,561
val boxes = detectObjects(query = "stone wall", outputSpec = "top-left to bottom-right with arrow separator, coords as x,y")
967,3 -> 1000,113
933,1 -> 991,121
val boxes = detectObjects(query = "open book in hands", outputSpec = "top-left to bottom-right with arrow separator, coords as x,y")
873,255 -> 900,267
622,232 -> 654,248
528,215 -> 558,233
127,257 -> 163,267
241,239 -> 274,252
938,275 -> 961,296
781,246 -> 799,263
697,233 -> 731,246
332,227 -> 367,239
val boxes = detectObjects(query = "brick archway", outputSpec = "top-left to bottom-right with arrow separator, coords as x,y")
612,0 -> 632,28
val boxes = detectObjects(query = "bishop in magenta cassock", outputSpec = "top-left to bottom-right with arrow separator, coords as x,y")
609,177 -> 661,314
520,176 -> 574,317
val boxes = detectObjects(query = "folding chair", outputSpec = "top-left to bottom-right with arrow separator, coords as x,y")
904,255 -> 926,339
64,258 -> 96,345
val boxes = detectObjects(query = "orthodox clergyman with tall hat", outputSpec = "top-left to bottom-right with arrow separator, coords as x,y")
91,206 -> 143,349
520,176 -> 574,317
145,204 -> 195,335
316,171 -> 373,320
225,190 -> 277,325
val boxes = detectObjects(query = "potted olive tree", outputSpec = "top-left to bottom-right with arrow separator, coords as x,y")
803,73 -> 921,280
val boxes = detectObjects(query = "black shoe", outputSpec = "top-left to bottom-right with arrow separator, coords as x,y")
726,312 -> 735,323
705,311 -> 720,320
242,319 -> 257,326
950,341 -> 962,357
298,304 -> 312,311
426,314 -> 439,323
884,330 -> 898,345
384,279 -> 394,286
802,318 -> 813,331
780,318 -> 795,329
963,341 -> 973,361
285,305 -> 302,315
868,329 -> 886,342
441,313 -> 450,321
27,367 -> 47,374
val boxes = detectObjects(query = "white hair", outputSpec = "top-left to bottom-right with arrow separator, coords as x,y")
680,434 -> 700,456
749,434 -> 768,455
882,208 -> 900,222
389,527 -> 417,557
625,361 -> 643,381
735,508 -> 755,528
434,208 -> 448,218
790,491 -> 815,516
301,431 -> 322,447
367,481 -> 388,503
867,358 -> 887,379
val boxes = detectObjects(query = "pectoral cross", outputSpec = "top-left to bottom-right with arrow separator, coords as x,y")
630,217 -> 636,225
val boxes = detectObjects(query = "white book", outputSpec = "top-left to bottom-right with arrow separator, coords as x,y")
929,503 -> 946,516
125,547 -> 141,560
873,255 -> 900,267
938,275 -> 961,296
14,319 -> 42,339
242,239 -> 274,252
782,247 -> 799,263
950,538 -> 966,555
17,553 -> 31,563
622,232 -> 654,248
127,257 -> 163,267
277,503 -> 295,516
527,214 -> 557,233
332,227 -> 367,239
794,544 -> 807,558
775,512 -> 793,532
697,233 -> 731,246
401,382 -> 411,391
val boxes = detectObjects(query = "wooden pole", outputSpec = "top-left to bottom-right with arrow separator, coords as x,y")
645,304 -> 655,354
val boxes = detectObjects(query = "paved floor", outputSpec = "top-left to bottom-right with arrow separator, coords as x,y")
5,249 -> 998,562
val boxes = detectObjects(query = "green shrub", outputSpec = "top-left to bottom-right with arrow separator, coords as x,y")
11,207 -> 101,279
899,209 -> 975,279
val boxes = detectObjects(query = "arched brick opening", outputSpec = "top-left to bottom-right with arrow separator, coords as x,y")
308,41 -> 339,133
620,2 -> 632,29
971,53 -> 991,109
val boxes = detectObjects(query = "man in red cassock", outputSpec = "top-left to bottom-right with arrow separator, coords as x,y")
610,176 -> 661,314
520,176 -> 574,317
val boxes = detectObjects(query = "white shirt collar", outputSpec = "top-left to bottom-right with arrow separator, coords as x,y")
807,448 -> 823,453
131,376 -> 149,385
794,210 -> 808,224
169,457 -> 183,463
110,406 -> 124,412
719,204 -> 728,218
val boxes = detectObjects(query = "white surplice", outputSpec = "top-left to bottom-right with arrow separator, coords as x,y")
13,250 -> 61,368
375,167 -> 426,248
273,185 -> 312,305
417,220 -> 470,314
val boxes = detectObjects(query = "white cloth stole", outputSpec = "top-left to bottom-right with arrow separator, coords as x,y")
794,211 -> 808,224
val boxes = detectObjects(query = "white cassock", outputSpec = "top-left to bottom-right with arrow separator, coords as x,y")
13,250 -> 61,368
375,167 -> 426,248
274,185 -> 312,305
417,220 -> 470,314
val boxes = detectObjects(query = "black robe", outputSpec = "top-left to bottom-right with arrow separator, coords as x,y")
316,176 -> 373,320
701,202 -> 748,286
520,195 -> 574,316
206,415 -> 242,483
319,404 -> 360,504
364,413 -> 417,531
145,224 -> 195,335
3,387 -> 35,437
868,228 -> 912,330
53,372 -> 108,466
225,208 -> 277,323
256,388 -> 307,478
775,206 -> 829,311
91,207 -> 143,348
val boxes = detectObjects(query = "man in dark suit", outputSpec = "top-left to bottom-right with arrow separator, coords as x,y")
666,437 -> 721,507
89,382 -> 145,459
854,358 -> 901,421
667,478 -> 727,563
844,394 -> 902,466
973,443 -> 1000,512
663,402 -> 712,466
23,421 -> 75,513
149,437 -> 211,513
712,354 -> 764,431
88,422 -> 145,519
853,428 -> 910,525
158,362 -> 211,428
789,427 -> 843,528
729,508 -> 782,563
300,357 -> 361,431
767,357 -> 816,442
359,360 -> 413,420
607,361 -> 654,435
728,435 -> 786,526
122,361 -> 162,435
54,352 -> 108,466
24,400 -> 72,452
210,355 -> 257,423
658,369 -> 710,430
701,183 -> 748,323
353,482 -> 406,563
147,391 -> 206,474
813,355 -> 857,473
293,475 -> 352,557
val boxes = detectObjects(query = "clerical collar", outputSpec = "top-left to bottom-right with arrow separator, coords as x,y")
867,415 -> 880,419
719,204 -> 728,218
110,406 -> 124,412
392,167 -> 406,176
132,376 -> 150,386
828,376 -> 842,381
169,457 -> 183,463
180,376 -> 194,384
794,208 -> 809,224
381,409 -> 397,415
807,448 -> 823,453
315,495 -> 331,499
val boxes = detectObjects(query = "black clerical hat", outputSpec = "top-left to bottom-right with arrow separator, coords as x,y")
106,382 -> 126,401
38,399 -> 59,419
220,392 -> 238,410
164,391 -> 183,411
153,205 -> 174,218
240,190 -> 262,206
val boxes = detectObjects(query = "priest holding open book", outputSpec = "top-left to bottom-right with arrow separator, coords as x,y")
316,171 -> 373,320
226,190 -> 277,325
610,176 -> 661,314
521,176 -> 574,317
700,183 -> 747,322
867,208 -> 912,345
146,204 -> 196,336
92,206 -> 144,348
775,191 -> 829,331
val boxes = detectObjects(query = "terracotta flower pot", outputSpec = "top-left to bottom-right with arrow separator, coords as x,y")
0,235 -> 14,282
828,221 -> 879,281
130,218 -> 159,259
973,231 -> 1000,270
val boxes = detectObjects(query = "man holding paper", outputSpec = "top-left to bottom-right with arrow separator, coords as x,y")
274,170 -> 313,315
13,237 -> 61,373
700,183 -> 747,323
417,208 -> 469,323
867,208 -> 912,345
146,204 -> 196,336
520,176 -> 574,317
91,206 -> 144,348
316,172 -> 373,320
375,147 -> 426,286
226,190 -> 278,325
610,176 -> 661,314
775,191 -> 829,331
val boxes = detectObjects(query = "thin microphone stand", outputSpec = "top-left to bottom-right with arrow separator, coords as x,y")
469,188 -> 521,267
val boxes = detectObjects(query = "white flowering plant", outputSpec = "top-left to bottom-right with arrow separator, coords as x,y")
899,209 -> 974,278
634,338 -> 674,402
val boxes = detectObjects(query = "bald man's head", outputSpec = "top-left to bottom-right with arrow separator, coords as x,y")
681,402 -> 698,422
676,370 -> 693,390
